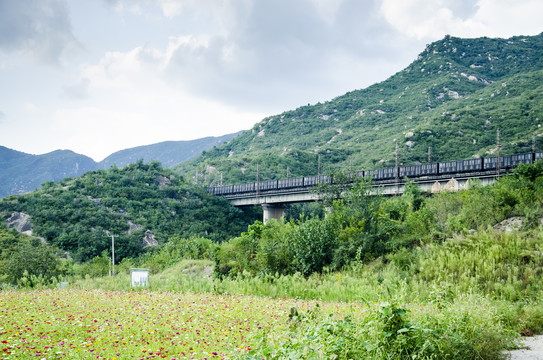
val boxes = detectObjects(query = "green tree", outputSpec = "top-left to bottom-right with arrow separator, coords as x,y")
6,238 -> 62,285
289,216 -> 339,276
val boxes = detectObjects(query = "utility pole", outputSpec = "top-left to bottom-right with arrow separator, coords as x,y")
195,170 -> 199,185
111,234 -> 117,277
395,142 -> 400,188
318,155 -> 321,183
496,128 -> 501,178
428,146 -> 432,163
220,173 -> 223,186
256,164 -> 260,199
286,166 -> 289,178
533,133 -> 537,162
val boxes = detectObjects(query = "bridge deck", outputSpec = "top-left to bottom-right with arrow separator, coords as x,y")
224,169 -> 504,207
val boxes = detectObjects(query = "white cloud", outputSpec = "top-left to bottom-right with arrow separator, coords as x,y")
23,102 -> 44,116
57,46 -> 265,160
471,0 -> 543,38
380,0 -> 482,39
63,78 -> 90,100
103,0 -> 219,20
380,0 -> 543,40
155,0 -> 185,18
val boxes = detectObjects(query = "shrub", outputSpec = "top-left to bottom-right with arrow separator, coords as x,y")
288,217 -> 339,276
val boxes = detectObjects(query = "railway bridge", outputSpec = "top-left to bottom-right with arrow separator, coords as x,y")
218,171 -> 499,223
208,152 -> 540,223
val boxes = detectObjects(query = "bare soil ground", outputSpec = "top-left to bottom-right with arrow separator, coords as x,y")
505,335 -> 543,359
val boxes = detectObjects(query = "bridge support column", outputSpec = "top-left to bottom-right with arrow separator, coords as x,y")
262,204 -> 285,224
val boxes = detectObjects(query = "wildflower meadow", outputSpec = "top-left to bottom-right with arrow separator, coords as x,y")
0,289 -> 356,360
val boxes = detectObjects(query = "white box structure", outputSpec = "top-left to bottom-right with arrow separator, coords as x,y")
130,268 -> 149,288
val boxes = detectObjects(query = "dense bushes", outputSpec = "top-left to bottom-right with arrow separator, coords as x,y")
0,161 -> 257,263
0,222 -> 69,286
215,162 -> 543,279
214,178 -> 431,277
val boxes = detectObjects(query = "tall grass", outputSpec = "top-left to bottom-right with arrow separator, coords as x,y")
68,228 -> 543,337
416,229 -> 543,301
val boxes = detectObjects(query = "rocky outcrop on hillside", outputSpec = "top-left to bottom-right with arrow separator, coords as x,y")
493,216 -> 543,232
127,221 -> 143,235
493,217 -> 525,232
157,175 -> 173,189
6,212 -> 32,235
143,230 -> 158,247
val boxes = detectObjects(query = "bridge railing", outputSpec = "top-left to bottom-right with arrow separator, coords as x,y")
207,151 -> 542,198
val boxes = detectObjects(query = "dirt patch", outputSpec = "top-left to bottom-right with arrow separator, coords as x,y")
506,335 -> 543,359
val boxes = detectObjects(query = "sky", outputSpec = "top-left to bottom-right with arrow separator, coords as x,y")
0,0 -> 542,162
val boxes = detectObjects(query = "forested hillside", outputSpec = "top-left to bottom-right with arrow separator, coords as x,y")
175,33 -> 543,185
0,161 -> 257,263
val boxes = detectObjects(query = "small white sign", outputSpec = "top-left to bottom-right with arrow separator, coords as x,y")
130,268 -> 149,287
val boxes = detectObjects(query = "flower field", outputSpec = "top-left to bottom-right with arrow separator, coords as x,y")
0,289 -> 359,359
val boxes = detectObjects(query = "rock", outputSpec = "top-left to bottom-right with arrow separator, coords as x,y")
6,212 -> 32,233
142,230 -> 158,248
87,196 -> 102,206
205,165 -> 216,173
127,221 -> 143,235
493,217 -> 524,232
448,90 -> 460,98
157,175 -> 171,189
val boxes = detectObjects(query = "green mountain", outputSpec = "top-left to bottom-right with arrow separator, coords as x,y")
0,133 -> 241,198
175,33 -> 543,185
0,161 -> 257,262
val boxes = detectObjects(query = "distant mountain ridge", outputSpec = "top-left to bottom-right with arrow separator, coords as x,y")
0,132 -> 242,198
0,147 -> 97,199
99,132 -> 243,169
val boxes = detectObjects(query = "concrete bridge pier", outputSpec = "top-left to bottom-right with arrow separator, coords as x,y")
262,204 -> 285,224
